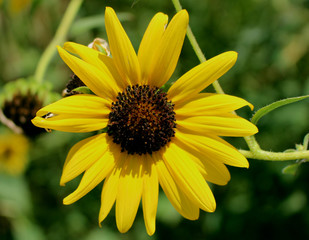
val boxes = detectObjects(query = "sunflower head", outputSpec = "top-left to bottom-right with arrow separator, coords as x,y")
0,78 -> 60,137
32,7 -> 258,236
108,84 -> 176,155
62,74 -> 86,97
0,132 -> 29,175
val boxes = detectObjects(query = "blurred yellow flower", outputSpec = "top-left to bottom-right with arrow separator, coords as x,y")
0,133 -> 29,175
8,0 -> 32,14
32,7 -> 258,235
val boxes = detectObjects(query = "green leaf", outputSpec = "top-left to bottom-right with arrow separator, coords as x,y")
303,133 -> 309,150
97,127 -> 108,134
282,163 -> 300,175
73,86 -> 93,94
251,95 -> 309,125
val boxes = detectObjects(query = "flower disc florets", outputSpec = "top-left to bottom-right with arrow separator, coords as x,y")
108,85 -> 176,155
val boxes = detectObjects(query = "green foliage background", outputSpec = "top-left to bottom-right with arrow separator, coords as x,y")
1,0 -> 309,239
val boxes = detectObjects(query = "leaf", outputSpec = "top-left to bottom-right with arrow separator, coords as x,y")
251,95 -> 309,125
73,86 -> 93,94
282,163 -> 300,175
97,127 -> 108,134
303,133 -> 309,150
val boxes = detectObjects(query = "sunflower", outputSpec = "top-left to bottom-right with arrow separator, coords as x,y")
0,133 -> 29,175
32,7 -> 258,235
8,0 -> 32,15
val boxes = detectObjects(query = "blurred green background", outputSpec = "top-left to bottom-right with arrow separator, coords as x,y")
1,0 -> 309,239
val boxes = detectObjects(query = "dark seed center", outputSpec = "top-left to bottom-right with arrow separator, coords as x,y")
108,85 -> 176,155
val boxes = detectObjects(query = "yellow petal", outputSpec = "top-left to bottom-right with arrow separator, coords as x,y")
32,95 -> 110,133
32,116 -> 107,133
99,151 -> 126,224
60,133 -> 110,186
116,154 -> 143,233
154,151 -> 200,220
147,10 -> 188,87
142,154 -> 158,236
172,134 -> 231,185
162,142 -> 216,212
63,141 -> 119,205
176,130 -> 248,168
64,42 -> 127,90
57,46 -> 119,101
175,94 -> 254,116
105,7 -> 141,85
137,12 -> 168,84
168,51 -> 238,105
36,94 -> 110,117
177,113 -> 258,137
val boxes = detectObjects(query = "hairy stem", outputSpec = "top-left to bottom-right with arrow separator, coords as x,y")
171,0 -> 259,151
239,149 -> 309,161
171,0 -> 309,162
171,0 -> 225,94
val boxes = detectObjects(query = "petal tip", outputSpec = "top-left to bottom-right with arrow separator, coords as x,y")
245,161 -> 250,169
209,201 -> 216,212
226,51 -> 238,62
57,45 -> 64,52
31,117 -> 41,127
205,202 -> 216,213
117,224 -> 129,234
248,102 -> 254,111
178,9 -> 189,17
63,42 -> 73,50
146,228 -> 155,236
63,196 -> 73,205
177,9 -> 189,25
59,176 -> 67,186
251,124 -> 259,135
63,198 -> 69,205
105,6 -> 115,16
57,45 -> 67,58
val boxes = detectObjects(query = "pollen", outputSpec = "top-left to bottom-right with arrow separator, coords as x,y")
108,85 -> 176,155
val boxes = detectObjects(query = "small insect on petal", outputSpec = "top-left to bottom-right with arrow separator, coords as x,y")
42,112 -> 56,132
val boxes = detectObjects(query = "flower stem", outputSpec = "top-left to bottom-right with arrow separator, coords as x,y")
171,0 -> 225,94
34,0 -> 83,83
0,109 -> 23,134
171,0 -> 257,150
171,0 -> 309,162
239,149 -> 309,161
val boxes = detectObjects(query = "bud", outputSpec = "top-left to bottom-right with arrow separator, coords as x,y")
62,38 -> 109,97
62,74 -> 86,97
0,78 -> 60,137
88,38 -> 110,56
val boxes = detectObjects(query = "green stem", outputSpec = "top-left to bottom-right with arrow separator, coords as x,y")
171,0 -> 307,162
171,0 -> 258,151
244,135 -> 261,152
173,0 -> 309,162
171,0 -> 225,94
34,0 -> 83,83
239,149 -> 309,161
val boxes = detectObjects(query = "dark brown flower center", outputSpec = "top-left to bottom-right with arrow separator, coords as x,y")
108,85 -> 176,155
2,91 -> 45,137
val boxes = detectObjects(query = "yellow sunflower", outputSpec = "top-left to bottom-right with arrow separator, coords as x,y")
8,0 -> 32,14
32,7 -> 258,235
0,133 -> 29,175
